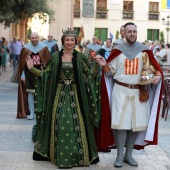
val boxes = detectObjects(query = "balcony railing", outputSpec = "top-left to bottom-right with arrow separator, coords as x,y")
96,10 -> 107,19
123,11 -> 134,19
123,9 -> 134,12
149,11 -> 159,20
74,10 -> 80,18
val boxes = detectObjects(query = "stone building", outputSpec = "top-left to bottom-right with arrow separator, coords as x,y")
0,0 -> 74,48
73,0 -> 170,44
0,0 -> 170,45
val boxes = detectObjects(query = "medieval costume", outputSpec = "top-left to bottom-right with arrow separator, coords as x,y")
51,43 -> 59,54
95,42 -> 163,151
30,49 -> 100,168
43,39 -> 59,55
84,43 -> 100,66
17,42 -> 50,118
94,44 -> 113,152
112,38 -> 123,48
98,45 -> 112,60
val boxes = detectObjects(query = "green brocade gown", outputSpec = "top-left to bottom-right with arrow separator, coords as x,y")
32,50 -> 100,168
52,62 -> 92,167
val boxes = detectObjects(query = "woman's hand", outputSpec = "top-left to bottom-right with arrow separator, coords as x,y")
26,55 -> 33,69
95,55 -> 107,66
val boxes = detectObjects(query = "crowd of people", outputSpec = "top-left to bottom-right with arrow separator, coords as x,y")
0,37 -> 27,72
3,22 -> 165,169
142,40 -> 170,73
0,35 -> 59,73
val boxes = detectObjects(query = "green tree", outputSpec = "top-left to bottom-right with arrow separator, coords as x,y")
115,30 -> 119,39
27,27 -> 32,40
0,0 -> 55,26
159,31 -> 165,44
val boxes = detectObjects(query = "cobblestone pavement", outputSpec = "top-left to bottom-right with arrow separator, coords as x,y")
0,65 -> 170,170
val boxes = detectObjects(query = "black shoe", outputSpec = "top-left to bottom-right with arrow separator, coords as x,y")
33,151 -> 50,161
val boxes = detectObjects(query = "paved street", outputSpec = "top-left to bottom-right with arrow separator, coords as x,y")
0,65 -> 170,170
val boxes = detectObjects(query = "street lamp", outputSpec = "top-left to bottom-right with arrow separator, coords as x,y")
162,15 -> 170,44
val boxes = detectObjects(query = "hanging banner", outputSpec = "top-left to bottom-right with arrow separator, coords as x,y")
82,0 -> 94,18
167,0 -> 170,8
161,0 -> 166,9
162,0 -> 170,9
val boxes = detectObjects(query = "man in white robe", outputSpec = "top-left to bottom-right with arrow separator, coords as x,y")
95,22 -> 163,168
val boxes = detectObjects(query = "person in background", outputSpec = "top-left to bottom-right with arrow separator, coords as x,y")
112,25 -> 125,47
161,43 -> 170,72
152,41 -> 160,55
7,39 -> 13,67
84,36 -> 101,66
98,38 -> 113,60
149,41 -> 155,51
155,44 -> 167,71
0,38 -> 4,71
154,48 -> 162,65
17,32 -> 50,119
10,37 -> 22,70
1,38 -> 8,71
83,39 -> 90,48
43,34 -> 59,54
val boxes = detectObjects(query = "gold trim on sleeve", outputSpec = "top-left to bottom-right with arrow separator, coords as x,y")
30,67 -> 42,77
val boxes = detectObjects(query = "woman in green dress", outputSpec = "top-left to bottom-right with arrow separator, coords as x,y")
26,28 -> 100,168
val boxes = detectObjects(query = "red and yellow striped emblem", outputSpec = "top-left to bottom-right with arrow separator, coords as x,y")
125,58 -> 139,75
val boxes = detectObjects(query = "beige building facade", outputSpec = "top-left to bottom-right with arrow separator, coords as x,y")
0,0 -> 74,48
48,0 -> 74,48
73,0 -> 170,44
0,0 -> 170,45
0,26 -> 11,42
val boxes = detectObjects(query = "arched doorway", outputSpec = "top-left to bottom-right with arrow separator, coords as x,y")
11,13 -> 49,43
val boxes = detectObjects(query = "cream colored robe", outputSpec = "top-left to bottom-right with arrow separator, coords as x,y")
106,52 -> 157,132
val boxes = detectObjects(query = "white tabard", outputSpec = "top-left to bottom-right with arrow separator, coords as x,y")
107,52 -> 150,132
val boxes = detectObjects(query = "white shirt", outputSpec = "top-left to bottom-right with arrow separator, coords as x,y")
155,48 -> 167,59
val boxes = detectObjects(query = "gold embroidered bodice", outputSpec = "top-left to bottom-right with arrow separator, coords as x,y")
59,62 -> 75,80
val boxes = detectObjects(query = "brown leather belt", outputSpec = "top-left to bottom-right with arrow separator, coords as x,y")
115,79 -> 140,89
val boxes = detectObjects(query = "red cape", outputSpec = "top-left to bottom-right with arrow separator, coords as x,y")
95,49 -> 164,151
